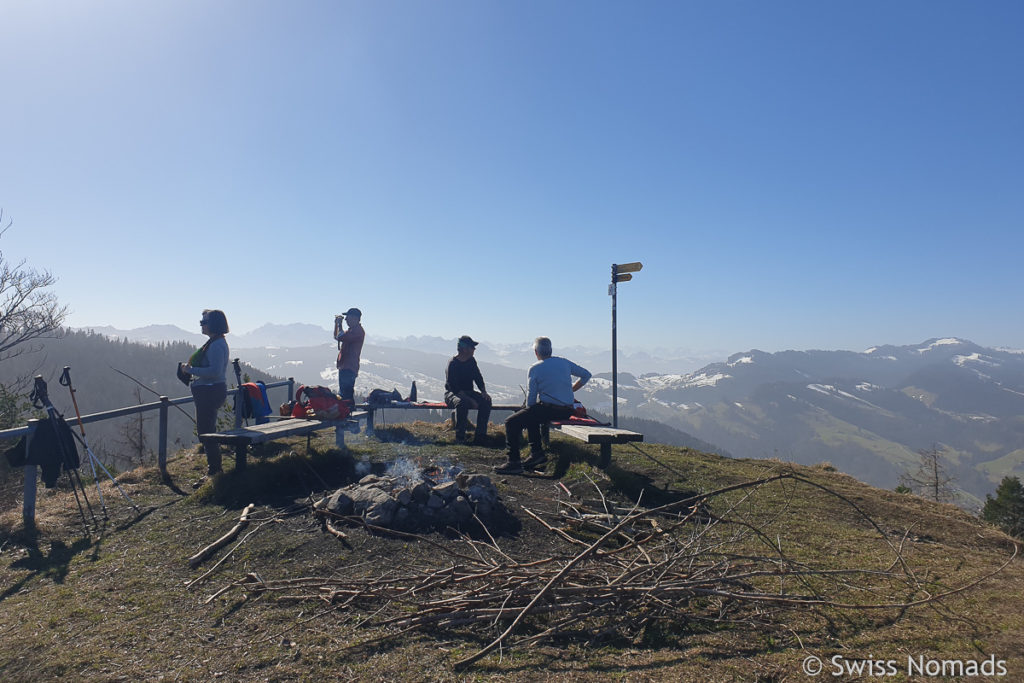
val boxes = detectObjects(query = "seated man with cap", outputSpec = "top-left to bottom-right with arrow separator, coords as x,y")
444,335 -> 492,444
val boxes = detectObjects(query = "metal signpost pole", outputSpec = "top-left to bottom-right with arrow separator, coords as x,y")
611,265 -> 618,428
610,262 -> 643,429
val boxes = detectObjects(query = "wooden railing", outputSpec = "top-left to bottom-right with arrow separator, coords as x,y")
0,378 -> 296,468
0,378 -> 296,526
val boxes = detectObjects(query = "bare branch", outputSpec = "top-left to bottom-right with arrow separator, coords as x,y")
0,213 -> 68,363
200,473 -> 1012,668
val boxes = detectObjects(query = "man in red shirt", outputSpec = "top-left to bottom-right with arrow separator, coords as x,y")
334,308 -> 365,401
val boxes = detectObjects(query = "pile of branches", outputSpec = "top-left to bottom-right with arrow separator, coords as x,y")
206,472 -> 1014,668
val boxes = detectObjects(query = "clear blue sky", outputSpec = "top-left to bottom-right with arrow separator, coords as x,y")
2,1 -> 1021,357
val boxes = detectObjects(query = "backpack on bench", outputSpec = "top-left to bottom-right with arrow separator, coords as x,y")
281,385 -> 352,420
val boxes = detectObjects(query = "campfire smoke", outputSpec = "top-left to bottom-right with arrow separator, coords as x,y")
355,458 -> 372,479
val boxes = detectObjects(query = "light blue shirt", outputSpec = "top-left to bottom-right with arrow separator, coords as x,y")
527,356 -> 591,407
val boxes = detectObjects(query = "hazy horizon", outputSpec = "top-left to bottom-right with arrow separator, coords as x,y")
78,320 -> 1020,360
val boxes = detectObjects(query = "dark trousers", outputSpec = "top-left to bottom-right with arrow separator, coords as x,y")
504,403 -> 573,461
192,382 -> 227,474
338,369 -> 357,401
445,390 -> 492,439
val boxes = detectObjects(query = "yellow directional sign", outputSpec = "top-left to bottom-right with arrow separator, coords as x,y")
615,273 -> 632,282
616,262 -> 643,273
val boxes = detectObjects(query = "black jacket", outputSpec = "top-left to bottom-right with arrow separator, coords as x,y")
445,356 -> 485,395
4,417 -> 81,488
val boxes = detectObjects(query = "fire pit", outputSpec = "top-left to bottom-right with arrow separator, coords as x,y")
315,457 -> 516,534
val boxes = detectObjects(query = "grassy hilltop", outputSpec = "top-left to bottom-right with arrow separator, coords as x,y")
0,422 -> 1021,682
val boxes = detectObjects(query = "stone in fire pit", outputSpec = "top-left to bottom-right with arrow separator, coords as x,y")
316,458 -> 516,534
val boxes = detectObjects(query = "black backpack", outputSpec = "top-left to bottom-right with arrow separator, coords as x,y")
366,388 -> 402,406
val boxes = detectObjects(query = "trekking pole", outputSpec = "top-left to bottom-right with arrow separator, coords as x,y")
232,358 -> 247,427
59,366 -> 108,517
30,376 -> 96,531
59,366 -> 140,514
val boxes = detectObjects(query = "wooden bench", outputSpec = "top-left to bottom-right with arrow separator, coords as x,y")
356,400 -> 641,469
200,411 -> 367,470
549,423 -> 644,469
358,402 -> 522,435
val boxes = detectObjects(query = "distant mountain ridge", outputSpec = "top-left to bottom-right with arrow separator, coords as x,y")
73,325 -> 1024,503
614,338 -> 1024,505
77,324 -> 720,374
80,323 -> 331,349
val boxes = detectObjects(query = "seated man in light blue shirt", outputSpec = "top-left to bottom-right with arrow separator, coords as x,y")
497,336 -> 591,475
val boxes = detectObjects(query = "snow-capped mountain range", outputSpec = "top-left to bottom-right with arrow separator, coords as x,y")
615,337 -> 1024,505
79,325 -> 1024,503
79,323 -> 721,378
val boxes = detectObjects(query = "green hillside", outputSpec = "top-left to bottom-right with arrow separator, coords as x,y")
0,423 -> 1020,681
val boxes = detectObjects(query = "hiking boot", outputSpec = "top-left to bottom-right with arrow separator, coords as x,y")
523,454 -> 548,471
494,460 -> 524,475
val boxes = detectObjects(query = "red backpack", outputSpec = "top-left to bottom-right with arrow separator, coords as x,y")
284,385 -> 352,420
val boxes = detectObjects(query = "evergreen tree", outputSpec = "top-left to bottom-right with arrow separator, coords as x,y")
981,476 -> 1024,539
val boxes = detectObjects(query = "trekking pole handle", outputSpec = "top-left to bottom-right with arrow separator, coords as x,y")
31,375 -> 49,408
59,366 -> 88,434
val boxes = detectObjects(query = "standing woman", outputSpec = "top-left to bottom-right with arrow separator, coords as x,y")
183,309 -> 230,477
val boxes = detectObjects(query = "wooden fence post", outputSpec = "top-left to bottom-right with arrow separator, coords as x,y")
22,419 -> 39,528
158,396 -> 169,473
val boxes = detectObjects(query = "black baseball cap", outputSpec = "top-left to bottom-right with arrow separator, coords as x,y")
457,335 -> 479,348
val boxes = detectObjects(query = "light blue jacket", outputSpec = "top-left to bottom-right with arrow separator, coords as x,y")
527,356 -> 591,407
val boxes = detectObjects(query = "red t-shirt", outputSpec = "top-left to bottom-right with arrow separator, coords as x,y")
336,323 -> 365,372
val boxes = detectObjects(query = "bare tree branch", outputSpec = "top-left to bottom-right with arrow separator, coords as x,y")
0,211 -> 68,363
900,444 -> 957,503
201,472 -> 1014,669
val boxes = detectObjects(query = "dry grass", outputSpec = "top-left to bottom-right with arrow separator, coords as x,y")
0,421 -> 1021,682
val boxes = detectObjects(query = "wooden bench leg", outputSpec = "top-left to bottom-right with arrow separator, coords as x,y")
598,443 -> 611,470
366,410 -> 375,435
335,425 -> 345,449
235,444 -> 247,471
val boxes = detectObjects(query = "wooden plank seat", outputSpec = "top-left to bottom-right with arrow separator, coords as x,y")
357,401 -> 522,435
549,422 -> 643,469
200,411 -> 368,470
355,401 -> 642,468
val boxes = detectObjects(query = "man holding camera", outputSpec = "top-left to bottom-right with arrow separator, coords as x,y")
334,308 -> 365,401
